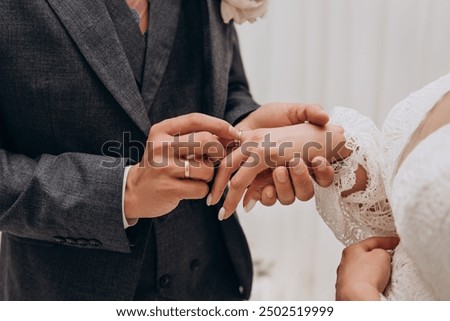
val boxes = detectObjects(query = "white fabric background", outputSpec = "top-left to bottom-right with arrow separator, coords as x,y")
235,0 -> 450,300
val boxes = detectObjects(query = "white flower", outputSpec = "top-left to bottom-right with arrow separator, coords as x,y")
221,0 -> 269,25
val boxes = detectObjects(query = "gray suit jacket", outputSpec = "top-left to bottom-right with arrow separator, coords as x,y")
0,0 -> 258,300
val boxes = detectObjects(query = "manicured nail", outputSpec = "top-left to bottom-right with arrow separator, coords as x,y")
244,199 -> 257,213
265,188 -> 274,199
206,194 -> 212,206
218,207 -> 226,221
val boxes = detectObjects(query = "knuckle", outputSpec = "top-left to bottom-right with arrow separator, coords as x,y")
342,246 -> 353,257
149,124 -> 160,137
229,177 -> 243,190
288,105 -> 301,123
187,113 -> 201,126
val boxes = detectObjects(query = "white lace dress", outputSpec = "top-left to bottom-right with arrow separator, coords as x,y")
315,72 -> 450,300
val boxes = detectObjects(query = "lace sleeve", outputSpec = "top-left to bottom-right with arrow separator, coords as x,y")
314,107 -> 396,246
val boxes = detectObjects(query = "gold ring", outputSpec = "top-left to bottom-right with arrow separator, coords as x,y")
184,159 -> 190,179
234,129 -> 243,147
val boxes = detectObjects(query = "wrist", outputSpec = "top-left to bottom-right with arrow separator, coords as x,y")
297,123 -> 352,166
324,124 -> 352,162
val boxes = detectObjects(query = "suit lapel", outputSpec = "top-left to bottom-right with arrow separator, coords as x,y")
46,0 -> 151,135
204,0 -> 231,118
141,0 -> 181,114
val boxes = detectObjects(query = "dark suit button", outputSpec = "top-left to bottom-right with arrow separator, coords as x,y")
159,275 -> 171,288
190,259 -> 201,271
88,239 -> 102,247
54,236 -> 66,244
76,238 -> 89,246
66,238 -> 76,245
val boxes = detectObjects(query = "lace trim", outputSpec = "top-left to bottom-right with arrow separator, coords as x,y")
314,107 -> 396,246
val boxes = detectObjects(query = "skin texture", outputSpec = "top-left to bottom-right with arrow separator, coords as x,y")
210,121 -> 351,220
125,103 -> 330,220
230,102 -> 333,211
126,0 -> 149,34
125,113 -> 237,219
335,237 -> 400,301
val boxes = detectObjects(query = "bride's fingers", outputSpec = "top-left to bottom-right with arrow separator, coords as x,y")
219,148 -> 269,220
209,147 -> 248,206
260,185 -> 277,207
242,169 -> 273,211
288,158 -> 315,201
272,166 -> 296,205
311,156 -> 334,187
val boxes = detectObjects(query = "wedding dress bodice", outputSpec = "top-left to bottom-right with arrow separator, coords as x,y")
315,72 -> 450,300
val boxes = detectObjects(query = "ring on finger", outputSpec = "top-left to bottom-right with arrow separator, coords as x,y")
234,129 -> 243,147
184,159 -> 190,179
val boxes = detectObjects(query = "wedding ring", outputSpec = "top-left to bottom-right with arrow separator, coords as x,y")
184,159 -> 190,179
234,129 -> 243,147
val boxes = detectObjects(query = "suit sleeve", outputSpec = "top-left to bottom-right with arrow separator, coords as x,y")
224,26 -> 260,125
0,139 -> 132,253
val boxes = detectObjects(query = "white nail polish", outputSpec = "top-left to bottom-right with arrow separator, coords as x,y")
206,194 -> 212,206
218,207 -> 226,221
244,199 -> 257,213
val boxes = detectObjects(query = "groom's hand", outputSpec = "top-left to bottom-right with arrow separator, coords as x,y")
235,102 -> 329,131
124,113 -> 238,220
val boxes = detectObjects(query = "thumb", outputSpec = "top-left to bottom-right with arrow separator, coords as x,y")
296,104 -> 329,126
359,237 -> 400,251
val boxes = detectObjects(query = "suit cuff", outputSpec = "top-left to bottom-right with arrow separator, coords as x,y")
122,166 -> 138,229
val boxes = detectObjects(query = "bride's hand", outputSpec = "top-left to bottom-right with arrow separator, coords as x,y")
335,237 -> 399,301
225,102 -> 332,210
210,122 -> 350,220
241,156 -> 334,212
